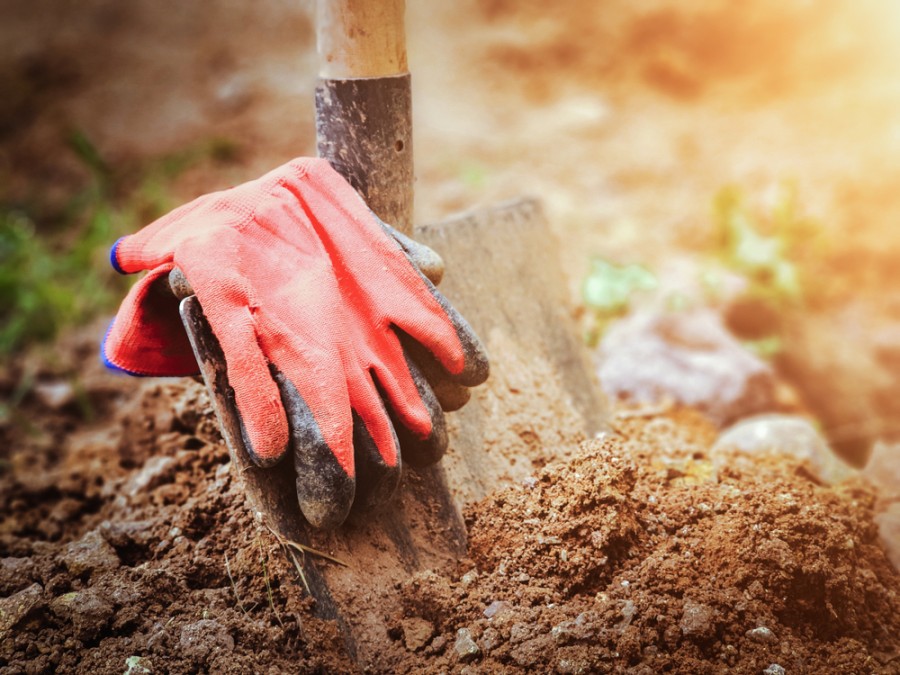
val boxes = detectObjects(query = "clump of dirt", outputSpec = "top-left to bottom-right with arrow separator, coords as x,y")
0,336 -> 353,674
391,412 -> 900,673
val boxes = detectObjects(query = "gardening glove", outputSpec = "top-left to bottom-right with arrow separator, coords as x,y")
102,157 -> 489,528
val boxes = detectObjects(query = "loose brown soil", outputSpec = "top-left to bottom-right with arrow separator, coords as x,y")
3,341 -> 899,672
5,1 -> 900,673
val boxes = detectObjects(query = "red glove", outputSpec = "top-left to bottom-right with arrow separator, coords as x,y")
103,158 -> 488,527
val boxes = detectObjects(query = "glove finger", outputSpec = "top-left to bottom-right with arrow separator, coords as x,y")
374,216 -> 445,286
396,329 -> 471,412
372,344 -> 449,469
393,275 -> 490,389
196,299 -> 291,468
111,193 -> 218,274
272,369 -> 355,529
102,263 -> 198,377
351,404 -> 402,512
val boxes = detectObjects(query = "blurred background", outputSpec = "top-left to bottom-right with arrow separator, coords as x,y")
4,0 -> 900,463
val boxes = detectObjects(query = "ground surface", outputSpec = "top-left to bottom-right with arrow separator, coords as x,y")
3,0 -> 900,673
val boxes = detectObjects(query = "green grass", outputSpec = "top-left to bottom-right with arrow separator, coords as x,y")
0,132 -> 237,357
581,258 -> 657,347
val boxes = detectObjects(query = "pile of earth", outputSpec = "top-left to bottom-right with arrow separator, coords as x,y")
387,412 -> 900,673
2,338 -> 899,674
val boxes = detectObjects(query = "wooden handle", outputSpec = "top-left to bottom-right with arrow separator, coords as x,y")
317,0 -> 407,78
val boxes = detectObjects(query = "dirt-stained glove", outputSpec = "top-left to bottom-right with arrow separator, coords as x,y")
102,158 -> 489,527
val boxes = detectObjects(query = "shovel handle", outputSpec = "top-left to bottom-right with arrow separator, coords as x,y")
315,0 -> 414,234
317,0 -> 407,78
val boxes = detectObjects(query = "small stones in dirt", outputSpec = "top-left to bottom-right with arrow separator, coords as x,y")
33,380 -> 76,410
50,588 -> 115,640
746,626 -> 777,644
483,600 -> 512,619
125,456 -> 177,496
63,529 -> 120,577
179,619 -> 235,663
713,414 -> 854,484
0,582 -> 43,633
124,655 -> 154,674
679,599 -> 716,639
763,664 -> 786,675
401,617 -> 434,652
597,309 -> 779,427
454,627 -> 481,662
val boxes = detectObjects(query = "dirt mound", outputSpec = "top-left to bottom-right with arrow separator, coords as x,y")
1,367 -> 352,674
393,413 -> 900,673
3,332 -> 899,674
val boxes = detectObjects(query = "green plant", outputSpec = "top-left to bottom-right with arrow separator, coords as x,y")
581,258 -> 657,346
0,132 -> 236,357
711,183 -> 821,307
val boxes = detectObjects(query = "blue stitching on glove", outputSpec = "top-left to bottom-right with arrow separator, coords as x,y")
109,237 -> 127,274
100,319 -> 152,377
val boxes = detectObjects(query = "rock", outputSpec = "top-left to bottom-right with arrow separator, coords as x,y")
0,582 -> 43,633
483,600 -> 513,619
598,310 -> 778,427
63,529 -> 120,577
713,415 -> 855,485
863,441 -> 900,499
763,665 -> 786,675
0,557 -> 36,596
179,619 -> 235,663
616,599 -> 637,632
680,599 -> 715,639
401,617 -> 434,652
33,380 -> 75,410
875,503 -> 900,572
125,456 -> 177,496
50,589 -> 114,640
454,627 -> 481,663
124,655 -> 154,674
746,626 -> 777,644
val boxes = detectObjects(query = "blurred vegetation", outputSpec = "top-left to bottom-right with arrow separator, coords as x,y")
705,182 -> 826,357
580,183 -> 826,355
0,132 -> 238,356
581,258 -> 657,347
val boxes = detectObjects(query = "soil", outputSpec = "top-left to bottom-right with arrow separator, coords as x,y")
4,356 -> 899,673
4,0 -> 900,673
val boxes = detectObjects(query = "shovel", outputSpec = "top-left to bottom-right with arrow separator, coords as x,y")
175,0 -> 607,667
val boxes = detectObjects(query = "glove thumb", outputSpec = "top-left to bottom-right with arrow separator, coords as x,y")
102,263 -> 198,377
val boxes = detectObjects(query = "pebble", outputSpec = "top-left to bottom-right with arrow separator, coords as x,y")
483,600 -> 512,619
124,655 -> 154,674
33,380 -> 75,410
763,665 -> 786,675
454,628 -> 481,663
713,415 -> 854,485
50,589 -> 115,640
680,599 -> 715,638
460,570 -> 479,586
63,529 -> 121,577
598,309 -> 778,427
125,456 -> 177,497
746,626 -> 777,644
0,583 -> 43,633
401,617 -> 434,652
